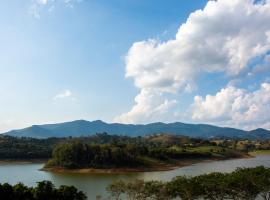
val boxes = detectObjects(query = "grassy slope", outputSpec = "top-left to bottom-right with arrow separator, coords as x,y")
138,146 -> 246,169
249,150 -> 270,156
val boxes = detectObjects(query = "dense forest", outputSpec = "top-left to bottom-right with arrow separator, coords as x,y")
107,166 -> 270,200
0,135 -> 62,159
44,133 -> 247,169
1,133 -> 270,161
0,181 -> 86,200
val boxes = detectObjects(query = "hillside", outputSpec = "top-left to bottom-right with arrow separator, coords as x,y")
3,120 -> 270,139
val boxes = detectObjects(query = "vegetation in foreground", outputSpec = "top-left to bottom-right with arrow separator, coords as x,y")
0,181 -> 86,200
107,166 -> 270,200
1,166 -> 270,200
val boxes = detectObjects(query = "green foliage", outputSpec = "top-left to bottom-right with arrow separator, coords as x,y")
107,180 -> 169,200
0,133 -> 255,164
107,166 -> 270,200
195,172 -> 228,200
0,136 -> 62,159
0,181 -> 86,200
46,141 -> 142,169
167,176 -> 201,200
45,134 -> 246,169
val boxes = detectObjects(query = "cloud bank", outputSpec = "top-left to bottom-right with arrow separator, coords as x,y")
115,0 -> 270,129
192,83 -> 270,129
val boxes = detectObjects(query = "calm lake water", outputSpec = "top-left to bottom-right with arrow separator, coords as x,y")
0,155 -> 270,199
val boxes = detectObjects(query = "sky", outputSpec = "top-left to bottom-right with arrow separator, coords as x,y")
0,0 -> 270,132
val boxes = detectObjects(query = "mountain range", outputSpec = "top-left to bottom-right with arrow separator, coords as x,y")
2,120 -> 270,140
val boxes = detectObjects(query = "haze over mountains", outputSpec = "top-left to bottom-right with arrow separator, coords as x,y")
2,120 -> 270,140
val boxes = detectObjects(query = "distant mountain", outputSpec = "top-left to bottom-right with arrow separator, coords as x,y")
3,120 -> 270,139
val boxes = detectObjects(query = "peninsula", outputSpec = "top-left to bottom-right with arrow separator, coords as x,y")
43,133 -> 250,173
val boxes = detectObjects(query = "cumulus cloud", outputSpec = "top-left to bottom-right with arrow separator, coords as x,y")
54,89 -> 74,100
115,0 -> 270,126
192,82 -> 270,130
115,89 -> 178,124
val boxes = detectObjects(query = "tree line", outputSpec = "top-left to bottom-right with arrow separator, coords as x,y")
2,133 -> 267,162
0,181 -> 86,200
107,166 -> 270,200
0,136 -> 62,159
45,138 -> 239,169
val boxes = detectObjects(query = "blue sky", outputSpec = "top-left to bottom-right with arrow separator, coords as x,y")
0,0 -> 270,132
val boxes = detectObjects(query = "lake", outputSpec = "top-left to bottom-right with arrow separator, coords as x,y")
0,155 -> 270,199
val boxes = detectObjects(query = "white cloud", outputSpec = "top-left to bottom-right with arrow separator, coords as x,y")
192,83 -> 270,130
115,89 -> 178,124
37,0 -> 49,5
115,0 -> 270,125
29,0 -> 82,18
34,0 -> 81,5
54,89 -> 73,100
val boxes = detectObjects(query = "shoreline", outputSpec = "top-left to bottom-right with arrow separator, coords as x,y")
41,155 -> 252,174
0,159 -> 48,164
0,154 -> 254,173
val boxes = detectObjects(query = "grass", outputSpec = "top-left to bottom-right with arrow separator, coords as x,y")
138,156 -> 160,166
184,146 -> 245,158
249,150 -> 270,156
187,146 -> 220,152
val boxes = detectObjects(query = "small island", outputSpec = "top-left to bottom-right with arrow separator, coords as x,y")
43,133 -> 250,173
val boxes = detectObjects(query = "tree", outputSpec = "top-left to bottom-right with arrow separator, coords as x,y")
13,183 -> 34,200
58,185 -> 87,200
167,176 -> 201,200
107,180 -> 126,200
34,181 -> 57,200
0,183 -> 15,200
195,172 -> 227,200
